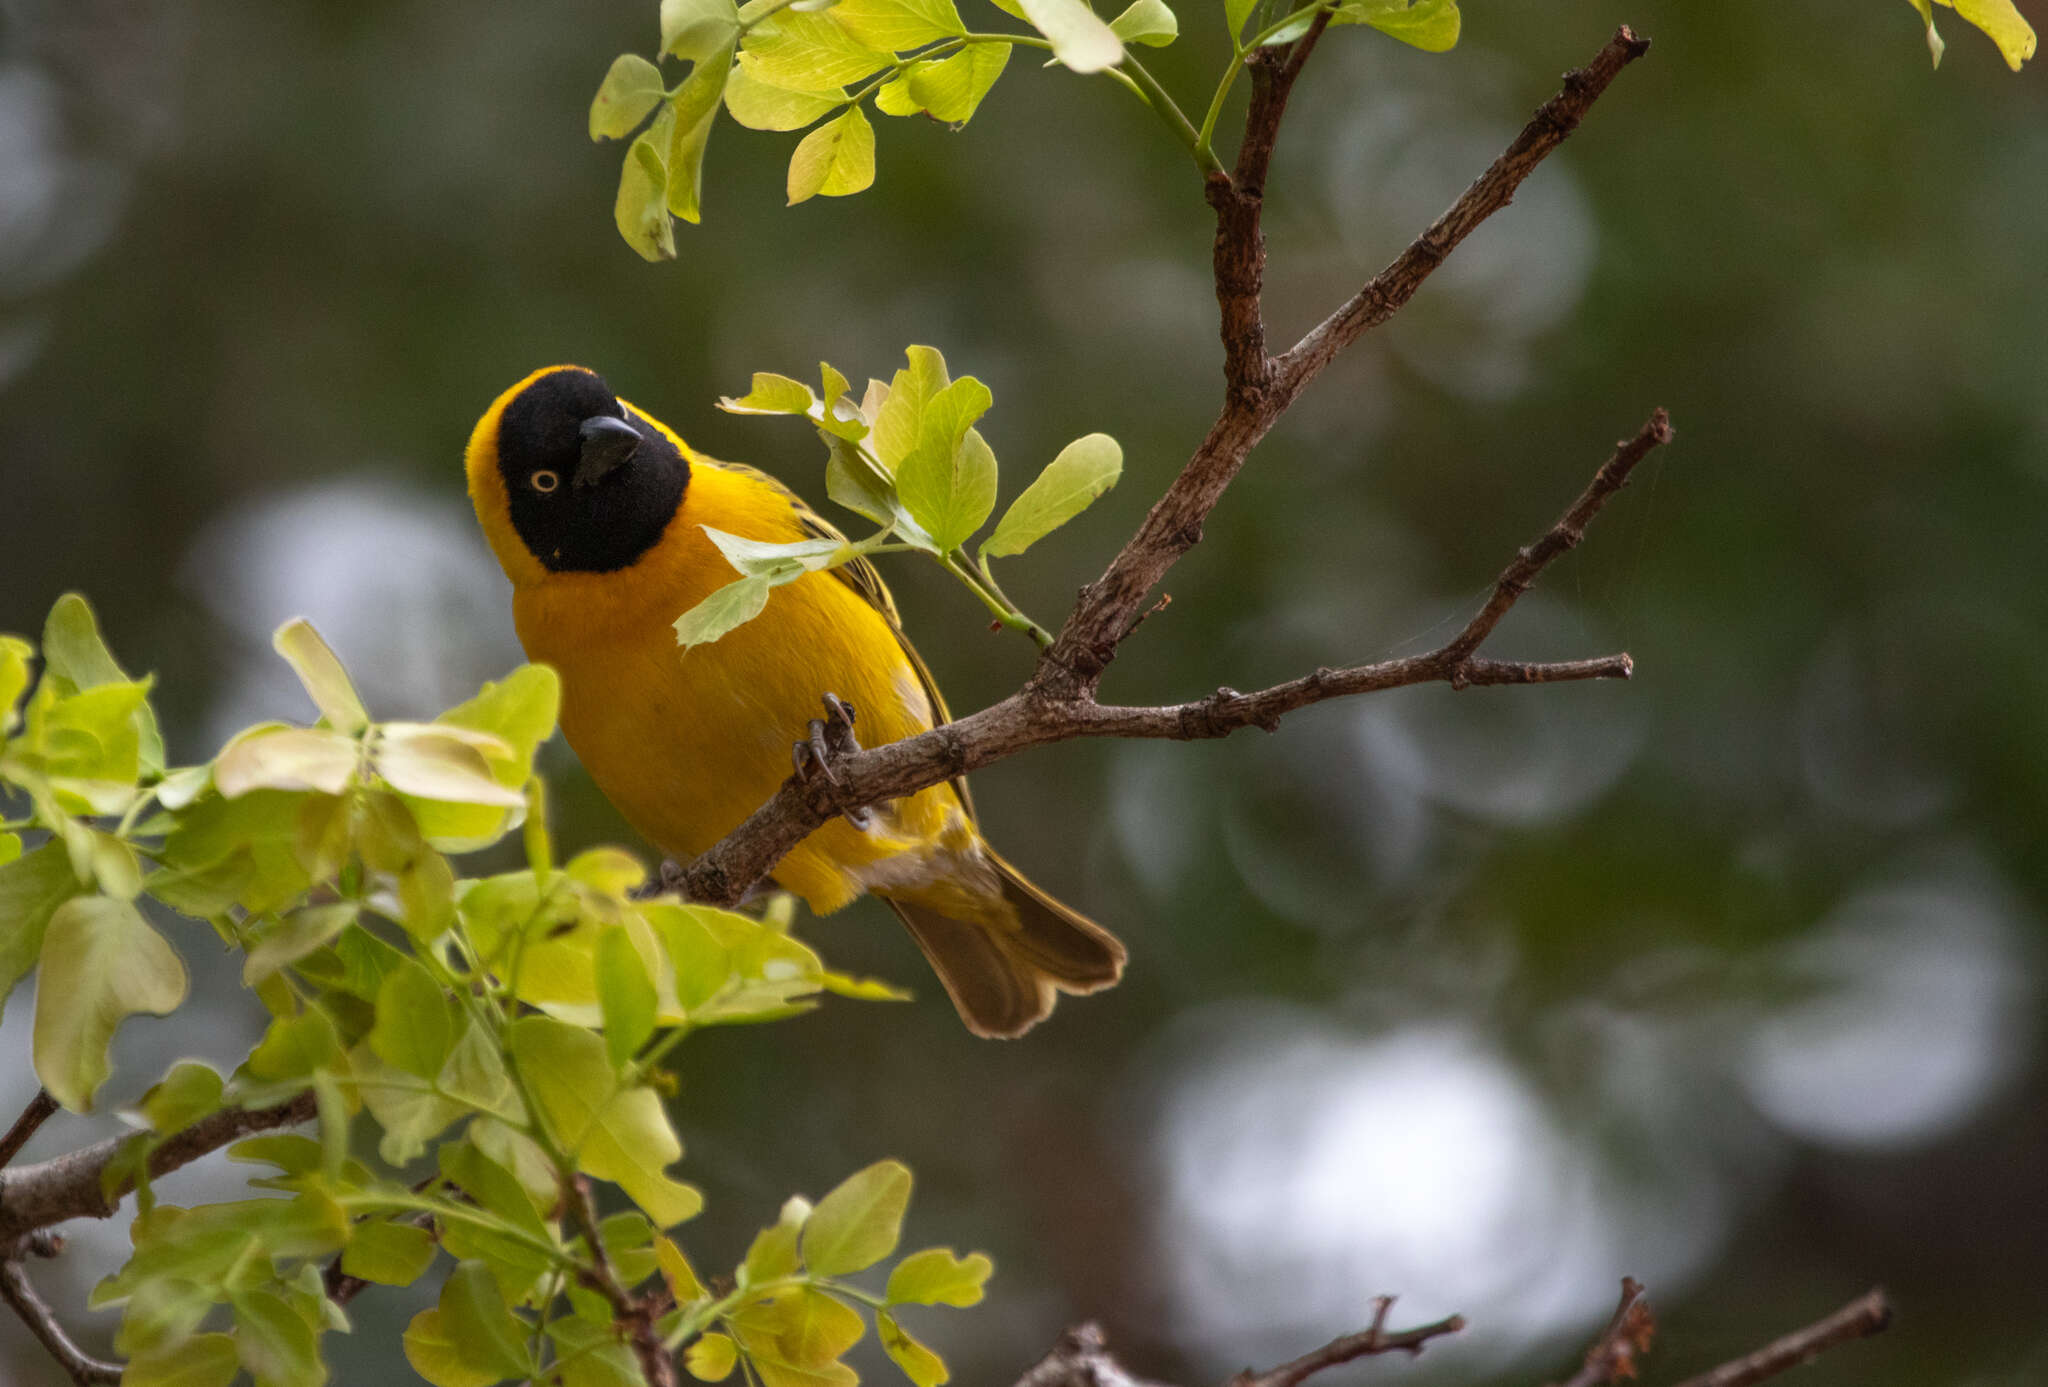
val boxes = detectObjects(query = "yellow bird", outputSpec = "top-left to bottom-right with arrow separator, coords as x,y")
464,365 -> 1125,1037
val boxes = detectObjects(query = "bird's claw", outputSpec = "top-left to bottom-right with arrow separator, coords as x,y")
792,694 -> 873,830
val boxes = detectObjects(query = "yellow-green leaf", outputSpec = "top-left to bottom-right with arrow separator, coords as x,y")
618,106 -> 679,262
592,53 -> 668,139
802,1159 -> 911,1275
122,1331 -> 240,1387
0,841 -> 80,1026
730,1288 -> 864,1368
982,432 -> 1121,558
665,0 -> 743,61
1109,0 -> 1177,46
787,106 -> 876,204
675,575 -> 774,649
884,1247 -> 991,1306
878,1311 -> 948,1387
342,1220 -> 438,1286
598,923 -> 659,1068
883,43 -> 1010,122
828,0 -> 966,50
439,1259 -> 532,1380
687,1332 -> 739,1381
272,618 -> 370,735
1331,0 -> 1459,51
740,10 -> 894,91
725,66 -> 847,130
406,1307 -> 504,1387
33,895 -> 187,1111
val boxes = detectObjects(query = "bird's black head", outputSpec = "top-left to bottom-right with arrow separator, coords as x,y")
495,367 -> 690,573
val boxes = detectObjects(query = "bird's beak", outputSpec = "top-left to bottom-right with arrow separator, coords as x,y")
576,415 -> 642,488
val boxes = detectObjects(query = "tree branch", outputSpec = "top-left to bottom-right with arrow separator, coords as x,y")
0,1090 -> 59,1171
1272,26 -> 1654,393
1,1234 -> 122,1385
682,405 -> 1668,907
0,1092 -> 316,1244
1555,1278 -> 1654,1387
1233,1297 -> 1468,1387
1038,26 -> 1654,697
1666,1289 -> 1893,1387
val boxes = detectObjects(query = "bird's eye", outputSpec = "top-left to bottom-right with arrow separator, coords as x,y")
530,469 -> 560,493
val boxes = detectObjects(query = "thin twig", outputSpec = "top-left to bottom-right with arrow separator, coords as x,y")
1555,1278 -> 1655,1387
1666,1289 -> 1893,1387
0,1242 -> 122,1384
0,1089 -> 59,1170
569,1175 -> 678,1387
1232,1297 -> 1468,1387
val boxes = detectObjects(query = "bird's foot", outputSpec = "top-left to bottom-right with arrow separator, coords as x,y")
792,693 -> 873,831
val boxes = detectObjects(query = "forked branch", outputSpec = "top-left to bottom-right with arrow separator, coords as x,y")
679,26 -> 1659,908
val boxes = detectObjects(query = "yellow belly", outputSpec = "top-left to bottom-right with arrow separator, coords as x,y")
509,463 -> 967,912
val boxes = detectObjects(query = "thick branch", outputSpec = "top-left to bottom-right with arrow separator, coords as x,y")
0,1092 -> 316,1244
1667,1290 -> 1892,1387
1,1237 -> 122,1385
1038,26 -> 1651,695
682,407 -> 1667,907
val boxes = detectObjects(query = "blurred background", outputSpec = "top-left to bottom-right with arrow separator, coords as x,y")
2,0 -> 2045,1382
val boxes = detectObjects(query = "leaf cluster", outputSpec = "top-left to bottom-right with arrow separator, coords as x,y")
0,595 -> 987,1387
673,344 -> 1122,651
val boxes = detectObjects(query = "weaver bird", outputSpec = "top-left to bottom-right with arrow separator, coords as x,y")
465,366 -> 1125,1037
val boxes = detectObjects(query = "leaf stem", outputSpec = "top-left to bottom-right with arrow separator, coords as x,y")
1196,0 -> 1333,155
1119,54 -> 1220,174
942,551 -> 1052,647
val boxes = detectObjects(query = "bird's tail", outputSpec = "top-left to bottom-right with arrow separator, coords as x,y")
883,849 -> 1126,1039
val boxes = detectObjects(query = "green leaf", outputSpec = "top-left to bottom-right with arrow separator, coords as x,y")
437,1141 -> 555,1286
341,1219 -> 438,1286
722,372 -> 819,415
982,432 -> 1122,558
214,725 -> 360,798
726,65 -> 847,130
272,619 -> 370,735
407,664 -> 560,851
1225,0 -> 1256,40
819,970 -> 912,1001
669,39 -> 737,225
896,382 -> 997,551
439,1260 -> 533,1381
511,1016 -> 703,1225
878,1312 -> 948,1387
665,0 -> 744,61
828,0 -> 966,50
598,924 -> 659,1069
687,1331 -> 739,1381
703,528 -> 852,579
406,1307 -> 505,1387
872,346 -> 950,469
44,593 -> 164,773
0,842 -> 80,1025
122,1331 -> 240,1387
657,1234 -> 708,1302
550,1319 -> 649,1387
230,1287 -> 322,1387
33,895 -> 187,1111
136,1060 -> 224,1138
787,106 -> 876,204
371,957 -> 458,1078
880,43 -> 1011,121
0,634 -> 31,740
741,1195 -> 810,1284
1109,0 -> 1177,45
801,1159 -> 911,1274
1016,0 -> 1123,71
0,834 -> 17,867
884,1247 -> 992,1306
1916,0 -> 2037,69
246,1009 -> 345,1088
674,575 -> 774,649
1331,0 -> 1459,51
825,436 -> 904,531
618,106 -> 679,261
740,11 -> 895,91
592,53 -> 668,139
242,902 -> 358,985
731,1287 -> 865,1367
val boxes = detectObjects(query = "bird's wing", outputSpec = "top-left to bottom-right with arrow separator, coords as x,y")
707,459 -> 978,823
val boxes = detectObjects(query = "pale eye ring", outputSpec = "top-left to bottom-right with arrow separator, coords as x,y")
530,469 -> 560,493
